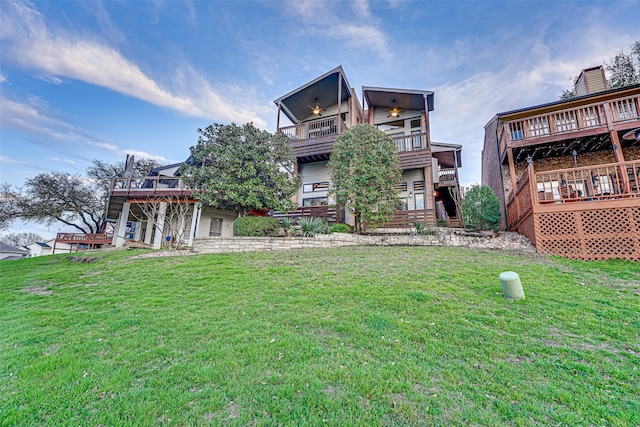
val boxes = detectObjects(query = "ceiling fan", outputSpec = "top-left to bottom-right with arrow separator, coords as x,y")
387,100 -> 402,118
308,98 -> 326,116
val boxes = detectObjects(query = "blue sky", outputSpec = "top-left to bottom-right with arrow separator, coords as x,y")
1,0 -> 638,238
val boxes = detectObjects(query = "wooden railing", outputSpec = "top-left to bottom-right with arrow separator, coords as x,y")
392,133 -> 426,152
279,115 -> 346,141
385,209 -> 436,228
507,167 -> 533,228
111,176 -> 187,192
438,168 -> 458,185
271,206 -> 338,224
534,160 -> 640,203
56,233 -> 112,245
504,94 -> 640,144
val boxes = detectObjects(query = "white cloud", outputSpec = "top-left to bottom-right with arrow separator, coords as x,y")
0,98 -> 96,144
122,149 -> 167,163
48,157 -> 76,165
0,155 -> 47,170
0,73 -> 6,84
289,0 -> 391,60
36,74 -> 63,85
87,141 -> 119,151
1,2 -> 267,126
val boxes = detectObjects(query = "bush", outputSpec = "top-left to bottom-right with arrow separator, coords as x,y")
461,185 -> 501,231
413,221 -> 436,235
280,218 -> 294,236
299,217 -> 328,237
436,219 -> 449,227
329,223 -> 349,233
233,216 -> 280,236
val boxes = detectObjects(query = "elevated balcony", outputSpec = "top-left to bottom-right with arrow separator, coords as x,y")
506,159 -> 640,261
391,133 -> 432,169
499,93 -> 640,158
438,168 -> 459,186
110,176 -> 191,198
55,232 -> 113,249
279,115 -> 346,163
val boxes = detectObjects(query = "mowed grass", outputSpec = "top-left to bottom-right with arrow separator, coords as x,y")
0,246 -> 638,426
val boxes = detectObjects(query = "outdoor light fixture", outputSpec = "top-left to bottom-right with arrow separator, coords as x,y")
409,191 -> 413,198
622,128 -> 640,143
592,174 -> 600,188
387,100 -> 402,118
572,149 -> 578,167
526,154 -> 533,166
312,103 -> 322,115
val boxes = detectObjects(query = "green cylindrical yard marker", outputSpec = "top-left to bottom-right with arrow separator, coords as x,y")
499,271 -> 525,301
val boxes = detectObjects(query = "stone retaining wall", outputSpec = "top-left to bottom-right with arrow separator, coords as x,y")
192,229 -> 534,254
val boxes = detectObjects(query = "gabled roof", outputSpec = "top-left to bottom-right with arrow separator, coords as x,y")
148,155 -> 198,177
363,86 -> 435,112
0,242 -> 29,254
29,241 -> 52,248
273,66 -> 352,124
495,83 -> 640,119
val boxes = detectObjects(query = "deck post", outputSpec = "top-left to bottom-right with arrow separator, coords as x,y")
276,102 -> 281,133
187,202 -> 201,247
114,202 -> 131,247
337,73 -> 342,133
610,130 -> 631,192
507,147 -> 520,219
528,162 -> 537,206
152,202 -> 168,250
424,165 -> 435,211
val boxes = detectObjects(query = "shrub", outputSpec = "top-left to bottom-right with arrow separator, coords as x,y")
299,217 -> 328,237
329,223 -> 349,233
280,218 -> 294,236
413,221 -> 436,235
436,219 -> 449,227
461,185 -> 501,231
233,216 -> 280,236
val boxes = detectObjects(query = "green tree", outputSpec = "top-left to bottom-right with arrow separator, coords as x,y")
0,232 -> 45,246
461,185 -> 501,232
1,158 -> 160,234
181,123 -> 300,217
328,124 -> 402,233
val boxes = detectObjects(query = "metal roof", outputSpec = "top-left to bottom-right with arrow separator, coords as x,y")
273,66 -> 352,124
362,86 -> 434,112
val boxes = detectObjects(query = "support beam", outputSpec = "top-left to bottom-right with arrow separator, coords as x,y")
153,202 -> 168,250
187,202 -> 202,247
114,202 -> 131,247
423,165 -> 435,211
337,73 -> 342,133
276,102 -> 281,132
143,216 -> 154,244
133,221 -> 143,241
611,130 -> 631,192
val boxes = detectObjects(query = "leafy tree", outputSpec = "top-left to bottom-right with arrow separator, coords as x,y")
328,124 -> 402,233
0,232 -> 45,246
560,40 -> 640,98
181,123 -> 300,217
1,158 -> 160,234
461,185 -> 501,232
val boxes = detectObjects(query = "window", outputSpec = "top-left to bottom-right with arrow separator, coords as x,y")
302,197 -> 328,207
414,181 -> 424,191
209,218 -> 223,236
411,119 -> 421,128
395,182 -> 407,192
411,130 -> 422,150
415,193 -> 425,210
303,182 -> 329,193
399,198 -> 408,210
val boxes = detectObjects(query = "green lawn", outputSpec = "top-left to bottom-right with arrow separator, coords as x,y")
1,247 -> 638,426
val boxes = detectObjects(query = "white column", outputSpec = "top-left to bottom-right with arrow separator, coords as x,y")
152,202 -> 168,250
114,202 -> 131,247
143,218 -> 154,244
133,221 -> 143,241
187,203 -> 202,247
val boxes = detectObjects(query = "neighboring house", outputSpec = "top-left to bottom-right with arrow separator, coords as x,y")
104,66 -> 463,247
105,157 -> 236,249
273,66 -> 463,228
0,242 -> 29,260
482,66 -> 640,260
24,239 -> 74,257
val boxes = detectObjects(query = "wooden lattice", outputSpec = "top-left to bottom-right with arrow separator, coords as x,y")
534,203 -> 640,261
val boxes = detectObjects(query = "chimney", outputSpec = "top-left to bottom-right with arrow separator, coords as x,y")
574,66 -> 608,96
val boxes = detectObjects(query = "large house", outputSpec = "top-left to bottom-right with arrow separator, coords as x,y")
482,66 -> 640,260
103,66 -> 462,248
273,66 -> 462,228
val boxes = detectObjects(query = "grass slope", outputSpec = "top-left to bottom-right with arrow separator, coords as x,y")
1,247 -> 639,426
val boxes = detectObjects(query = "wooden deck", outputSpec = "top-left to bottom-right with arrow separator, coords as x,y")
55,233 -> 113,248
507,160 -> 640,260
